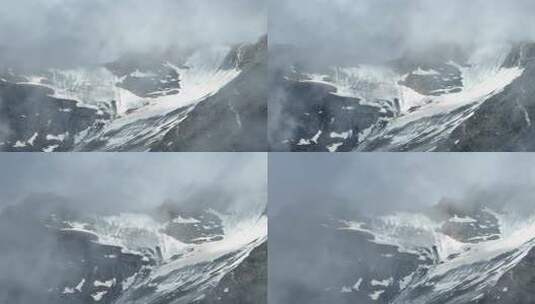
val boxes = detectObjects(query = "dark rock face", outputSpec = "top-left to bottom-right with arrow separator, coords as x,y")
269,201 -> 429,304
221,36 -> 267,70
198,242 -> 267,304
152,201 -> 225,245
0,200 -> 147,304
153,36 -> 267,152
162,211 -> 224,245
117,253 -> 238,304
482,246 -> 535,303
397,63 -> 463,96
318,228 -> 427,304
428,199 -> 501,244
441,44 -> 535,151
502,43 -> 535,68
391,45 -> 467,96
272,197 -> 535,304
0,81 -> 109,152
268,46 -> 393,152
441,215 -> 500,244
106,53 -> 181,98
269,79 -> 392,152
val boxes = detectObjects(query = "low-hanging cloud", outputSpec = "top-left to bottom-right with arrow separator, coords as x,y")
0,0 -> 266,68
0,153 -> 267,214
270,0 -> 535,64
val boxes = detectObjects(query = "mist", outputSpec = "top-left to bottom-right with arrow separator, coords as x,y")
269,153 -> 535,304
0,0 -> 266,68
270,0 -> 535,65
0,153 -> 267,214
0,152 -> 267,304
269,153 -> 535,216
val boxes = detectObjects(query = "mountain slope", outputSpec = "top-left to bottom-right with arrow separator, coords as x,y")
153,36 -> 267,152
0,36 -> 267,152
0,197 -> 267,304
270,42 -> 531,152
441,44 -> 535,151
319,200 -> 535,304
197,241 -> 267,304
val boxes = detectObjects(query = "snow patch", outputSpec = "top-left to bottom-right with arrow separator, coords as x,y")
330,130 -> 351,139
43,144 -> 59,152
94,278 -> 116,288
27,132 -> 38,146
311,130 -> 322,143
327,142 -> 344,152
370,290 -> 385,301
341,286 -> 352,293
91,290 -> 107,301
371,277 -> 393,287
449,215 -> 478,223
172,216 -> 201,224
63,278 -> 85,294
353,278 -> 363,291
46,132 -> 67,141
412,67 -> 440,76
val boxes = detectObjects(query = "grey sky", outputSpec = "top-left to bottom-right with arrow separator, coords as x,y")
269,153 -> 535,216
270,0 -> 535,63
0,0 -> 266,68
0,153 -> 267,213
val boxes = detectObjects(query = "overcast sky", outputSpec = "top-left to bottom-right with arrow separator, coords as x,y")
0,0 -> 266,68
270,0 -> 535,63
4,0 -> 535,67
270,153 -> 535,216
0,153 -> 266,213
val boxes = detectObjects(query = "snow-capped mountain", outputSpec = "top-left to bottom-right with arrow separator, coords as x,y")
0,197 -> 267,304
270,42 -> 535,152
315,199 -> 535,303
0,35 -> 267,152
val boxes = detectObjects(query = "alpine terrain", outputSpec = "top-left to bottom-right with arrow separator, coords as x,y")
270,42 -> 535,152
278,198 -> 535,303
0,195 -> 267,304
0,35 -> 267,152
